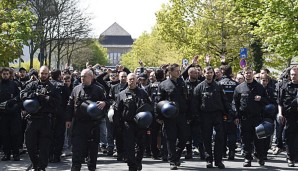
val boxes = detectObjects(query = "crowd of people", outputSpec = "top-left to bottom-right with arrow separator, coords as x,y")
0,56 -> 297,171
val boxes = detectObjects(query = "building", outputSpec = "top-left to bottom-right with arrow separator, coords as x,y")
99,22 -> 134,65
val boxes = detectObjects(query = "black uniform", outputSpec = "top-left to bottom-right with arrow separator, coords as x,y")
233,80 -> 268,163
193,80 -> 231,165
66,83 -> 109,171
49,80 -> 69,163
184,78 -> 205,159
158,77 -> 188,167
114,87 -> 151,171
20,79 -> 61,170
107,82 -> 127,158
147,81 -> 165,159
278,81 -> 298,162
0,78 -> 21,161
218,76 -> 238,159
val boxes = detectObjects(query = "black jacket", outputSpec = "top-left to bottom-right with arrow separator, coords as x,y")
158,78 -> 188,116
20,79 -> 61,116
233,80 -> 268,119
66,83 -> 109,121
114,87 -> 151,123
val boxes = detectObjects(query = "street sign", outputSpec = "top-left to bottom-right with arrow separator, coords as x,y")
182,58 -> 188,65
240,59 -> 247,68
240,48 -> 248,58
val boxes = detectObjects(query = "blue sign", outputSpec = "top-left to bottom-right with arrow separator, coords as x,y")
240,48 -> 248,58
240,59 -> 247,68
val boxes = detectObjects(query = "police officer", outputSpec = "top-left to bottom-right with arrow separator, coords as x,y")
233,67 -> 268,167
0,67 -> 21,161
107,71 -> 127,159
113,73 -> 152,171
48,69 -> 68,163
277,66 -> 298,167
184,67 -> 205,160
193,66 -> 231,169
20,66 -> 61,171
218,65 -> 238,160
66,68 -> 109,171
147,69 -> 165,160
158,63 -> 188,170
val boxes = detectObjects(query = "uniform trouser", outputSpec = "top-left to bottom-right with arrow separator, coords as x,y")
275,119 -> 285,149
201,111 -> 224,163
163,115 -> 187,164
241,117 -> 265,161
284,118 -> 298,161
1,113 -> 21,156
106,118 -> 115,152
123,121 -> 145,171
71,120 -> 100,171
150,119 -> 162,157
185,120 -> 205,155
25,117 -> 52,169
223,121 -> 237,153
49,117 -> 66,159
107,121 -> 124,155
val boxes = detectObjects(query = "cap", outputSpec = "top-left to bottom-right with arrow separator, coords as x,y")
138,73 -> 148,80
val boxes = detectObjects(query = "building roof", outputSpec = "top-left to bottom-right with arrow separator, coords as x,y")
101,22 -> 131,36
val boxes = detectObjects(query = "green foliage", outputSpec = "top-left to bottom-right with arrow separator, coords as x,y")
72,40 -> 108,70
120,30 -> 183,71
156,0 -> 251,72
232,0 -> 298,67
0,0 -> 36,66
9,58 -> 40,71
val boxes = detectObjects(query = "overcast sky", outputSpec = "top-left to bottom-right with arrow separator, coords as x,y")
79,0 -> 168,39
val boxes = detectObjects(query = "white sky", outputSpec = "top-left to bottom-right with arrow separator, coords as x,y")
79,0 -> 168,39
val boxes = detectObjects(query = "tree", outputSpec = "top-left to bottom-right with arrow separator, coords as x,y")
0,0 -> 36,66
120,30 -> 182,71
156,0 -> 251,70
232,0 -> 298,69
71,40 -> 108,70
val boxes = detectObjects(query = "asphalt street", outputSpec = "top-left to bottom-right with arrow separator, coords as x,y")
0,147 -> 295,171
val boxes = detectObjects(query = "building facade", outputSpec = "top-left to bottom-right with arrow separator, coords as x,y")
99,22 -> 134,65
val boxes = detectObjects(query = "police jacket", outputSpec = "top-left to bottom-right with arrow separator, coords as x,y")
158,78 -> 188,116
185,78 -> 200,119
109,82 -> 128,101
218,76 -> 238,103
50,80 -> 69,119
114,87 -> 151,123
147,81 -> 162,116
20,79 -> 61,116
233,80 -> 268,119
277,81 -> 298,118
0,79 -> 20,113
193,80 -> 230,115
66,83 -> 109,121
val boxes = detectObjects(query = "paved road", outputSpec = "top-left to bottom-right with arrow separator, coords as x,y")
0,148 -> 295,171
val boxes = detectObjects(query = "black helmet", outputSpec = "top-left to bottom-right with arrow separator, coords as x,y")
263,104 -> 276,118
255,120 -> 274,139
134,111 -> 153,128
157,100 -> 178,118
23,99 -> 40,113
81,100 -> 105,119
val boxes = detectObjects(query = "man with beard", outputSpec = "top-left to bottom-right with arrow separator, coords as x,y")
20,66 -> 61,171
0,67 -> 21,161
